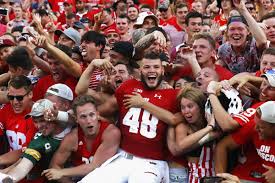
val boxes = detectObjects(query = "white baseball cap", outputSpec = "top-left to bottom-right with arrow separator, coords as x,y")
134,12 -> 159,28
261,69 -> 275,87
46,83 -> 73,101
258,101 -> 275,124
25,99 -> 53,119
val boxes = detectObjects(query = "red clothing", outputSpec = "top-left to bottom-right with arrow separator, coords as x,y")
73,121 -> 110,166
232,102 -> 264,126
0,104 -> 36,151
214,14 -> 227,27
115,79 -> 179,160
48,0 -> 75,13
232,121 -> 275,182
166,16 -> 183,31
172,64 -> 233,82
32,75 -> 77,102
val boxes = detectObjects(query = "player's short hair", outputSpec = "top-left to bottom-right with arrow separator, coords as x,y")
6,47 -> 33,71
192,33 -> 216,50
72,95 -> 98,114
185,11 -> 203,26
8,75 -> 32,92
143,52 -> 161,60
174,3 -> 188,13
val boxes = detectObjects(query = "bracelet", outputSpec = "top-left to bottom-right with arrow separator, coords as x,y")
57,111 -> 69,122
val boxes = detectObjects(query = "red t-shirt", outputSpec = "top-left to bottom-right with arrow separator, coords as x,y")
0,104 -> 36,151
48,0 -> 75,13
115,79 -> 179,160
166,16 -> 183,31
32,75 -> 77,102
232,121 -> 275,182
72,121 -> 110,166
172,64 -> 233,82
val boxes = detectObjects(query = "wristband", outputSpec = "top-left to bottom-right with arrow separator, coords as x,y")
57,111 -> 69,122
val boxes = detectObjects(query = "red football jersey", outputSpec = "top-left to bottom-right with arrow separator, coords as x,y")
232,102 -> 264,126
0,104 -> 36,151
72,121 -> 110,165
115,79 -> 179,160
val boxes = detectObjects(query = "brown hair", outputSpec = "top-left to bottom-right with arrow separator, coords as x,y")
192,33 -> 216,50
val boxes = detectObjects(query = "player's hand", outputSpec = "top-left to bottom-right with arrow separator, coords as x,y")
159,80 -> 173,89
43,105 -> 58,122
207,81 -> 222,95
32,36 -> 50,49
220,80 -> 232,91
91,59 -> 114,75
42,168 -> 64,180
217,173 -> 240,183
229,75 -> 251,96
123,92 -> 145,108
263,164 -> 275,183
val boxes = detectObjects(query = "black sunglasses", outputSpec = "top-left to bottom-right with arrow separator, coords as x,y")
7,92 -> 29,101
159,8 -> 168,12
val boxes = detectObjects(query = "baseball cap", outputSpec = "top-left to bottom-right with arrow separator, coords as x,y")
55,27 -> 81,46
0,38 -> 16,48
134,12 -> 159,27
261,69 -> 275,87
73,21 -> 85,29
25,99 -> 53,119
46,83 -> 73,101
158,0 -> 169,10
258,101 -> 275,124
104,27 -> 120,36
63,0 -> 73,5
227,15 -> 248,27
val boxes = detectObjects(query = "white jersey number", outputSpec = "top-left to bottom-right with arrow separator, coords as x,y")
123,108 -> 158,139
6,130 -> 26,150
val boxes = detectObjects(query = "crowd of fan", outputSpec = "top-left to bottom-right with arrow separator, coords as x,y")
0,0 -> 274,182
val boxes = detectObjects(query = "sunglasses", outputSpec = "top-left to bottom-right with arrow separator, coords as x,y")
7,92 -> 29,101
159,8 -> 168,12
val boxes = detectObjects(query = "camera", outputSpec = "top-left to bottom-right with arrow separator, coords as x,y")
200,176 -> 224,183
0,8 -> 8,16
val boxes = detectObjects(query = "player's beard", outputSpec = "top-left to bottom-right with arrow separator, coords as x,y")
140,73 -> 163,90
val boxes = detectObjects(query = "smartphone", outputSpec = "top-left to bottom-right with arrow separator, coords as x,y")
200,176 -> 224,183
0,8 -> 8,16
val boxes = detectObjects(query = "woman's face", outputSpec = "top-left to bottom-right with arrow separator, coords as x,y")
181,97 -> 201,124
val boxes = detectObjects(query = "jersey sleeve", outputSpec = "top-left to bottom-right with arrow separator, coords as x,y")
22,133 -> 44,165
232,103 -> 262,126
231,121 -> 255,145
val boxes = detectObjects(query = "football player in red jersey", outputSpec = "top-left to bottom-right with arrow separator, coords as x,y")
0,75 -> 36,167
41,95 -> 120,182
78,52 -> 181,183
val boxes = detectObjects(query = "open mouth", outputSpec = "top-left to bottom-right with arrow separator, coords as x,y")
81,49 -> 87,57
115,78 -> 123,86
87,126 -> 94,130
148,76 -> 157,82
232,35 -> 242,41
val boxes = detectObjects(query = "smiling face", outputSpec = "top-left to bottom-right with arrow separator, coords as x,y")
33,116 -> 56,136
140,58 -> 163,90
8,86 -> 33,114
127,7 -> 139,21
181,97 -> 201,124
259,78 -> 275,101
76,103 -> 99,137
227,22 -> 249,48
255,112 -> 275,140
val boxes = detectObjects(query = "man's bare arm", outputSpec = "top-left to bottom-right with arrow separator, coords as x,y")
0,150 -> 22,166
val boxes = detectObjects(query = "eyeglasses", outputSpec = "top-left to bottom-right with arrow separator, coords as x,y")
159,8 -> 168,12
7,92 -> 29,101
